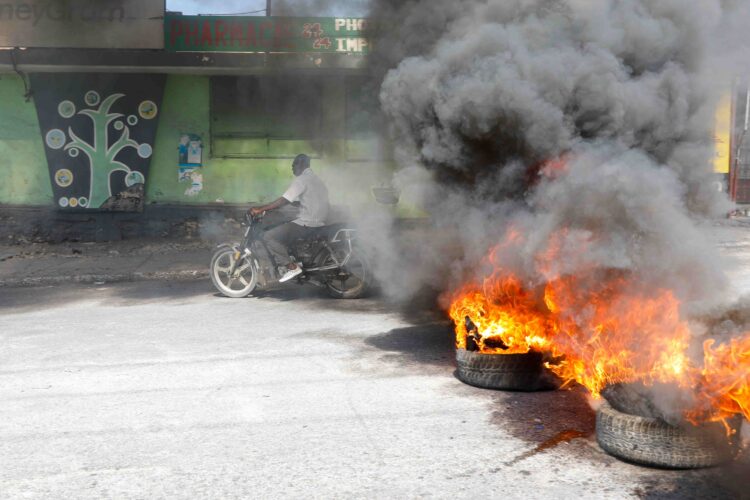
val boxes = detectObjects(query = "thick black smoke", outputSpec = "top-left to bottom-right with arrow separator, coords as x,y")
360,0 -> 750,315
379,1 -> 724,208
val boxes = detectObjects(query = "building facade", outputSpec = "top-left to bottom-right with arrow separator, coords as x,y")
0,10 -> 399,239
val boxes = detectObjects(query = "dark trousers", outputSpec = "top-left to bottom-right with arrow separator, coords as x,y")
264,222 -> 314,266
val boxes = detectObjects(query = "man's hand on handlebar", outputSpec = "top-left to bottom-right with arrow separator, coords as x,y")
248,197 -> 289,218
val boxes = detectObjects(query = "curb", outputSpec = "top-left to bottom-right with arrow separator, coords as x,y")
0,269 -> 209,288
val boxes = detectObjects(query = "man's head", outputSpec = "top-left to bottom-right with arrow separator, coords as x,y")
292,154 -> 310,177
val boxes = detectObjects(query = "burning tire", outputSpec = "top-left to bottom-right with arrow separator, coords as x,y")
596,402 -> 741,469
455,349 -> 559,391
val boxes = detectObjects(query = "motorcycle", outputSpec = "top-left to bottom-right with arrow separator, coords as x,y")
210,213 -> 370,299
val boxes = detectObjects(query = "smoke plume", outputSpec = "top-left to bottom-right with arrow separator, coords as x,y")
363,0 -> 750,316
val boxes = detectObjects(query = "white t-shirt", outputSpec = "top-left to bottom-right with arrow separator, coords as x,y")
282,168 -> 329,227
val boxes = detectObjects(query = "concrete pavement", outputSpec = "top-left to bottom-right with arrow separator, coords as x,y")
0,281 -> 747,499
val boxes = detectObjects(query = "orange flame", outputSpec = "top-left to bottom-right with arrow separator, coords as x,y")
449,274 -> 551,354
689,337 -> 750,423
448,240 -> 750,425
542,273 -> 692,397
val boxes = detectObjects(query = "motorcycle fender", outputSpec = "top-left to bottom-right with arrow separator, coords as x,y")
216,242 -> 242,257
216,243 -> 262,282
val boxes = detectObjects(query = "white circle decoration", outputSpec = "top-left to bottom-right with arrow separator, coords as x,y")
137,143 -> 152,159
46,129 -> 66,150
125,171 -> 145,186
78,197 -> 89,208
58,100 -> 76,118
84,91 -> 100,107
138,100 -> 158,119
127,115 -> 138,126
55,168 -> 74,187
68,148 -> 79,157
58,197 -> 69,208
114,121 -> 124,131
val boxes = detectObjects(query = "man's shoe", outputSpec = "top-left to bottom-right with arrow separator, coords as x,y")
279,266 -> 304,283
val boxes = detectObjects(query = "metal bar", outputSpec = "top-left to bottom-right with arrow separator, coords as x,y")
0,48 -> 367,75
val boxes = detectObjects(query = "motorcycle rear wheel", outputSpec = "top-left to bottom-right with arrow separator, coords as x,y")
318,246 -> 369,299
210,247 -> 258,298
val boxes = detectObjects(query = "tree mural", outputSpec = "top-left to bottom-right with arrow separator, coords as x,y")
49,92 -> 154,208
32,73 -> 165,212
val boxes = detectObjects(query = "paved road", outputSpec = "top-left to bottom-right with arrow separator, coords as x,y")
0,281 -> 748,499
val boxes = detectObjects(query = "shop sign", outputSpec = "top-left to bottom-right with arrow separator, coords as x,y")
165,15 -> 369,54
0,0 -> 164,49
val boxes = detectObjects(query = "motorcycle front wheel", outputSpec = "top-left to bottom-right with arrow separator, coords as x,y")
210,247 -> 258,298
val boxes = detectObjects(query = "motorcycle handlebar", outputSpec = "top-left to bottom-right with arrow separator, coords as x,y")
246,211 -> 266,224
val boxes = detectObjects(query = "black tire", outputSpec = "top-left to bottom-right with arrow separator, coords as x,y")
455,349 -> 560,391
320,246 -> 370,299
596,402 -> 741,469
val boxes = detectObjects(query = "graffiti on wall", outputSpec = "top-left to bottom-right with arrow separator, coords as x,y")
31,73 -> 165,211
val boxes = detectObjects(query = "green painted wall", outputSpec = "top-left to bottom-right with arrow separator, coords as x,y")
148,74 -> 394,212
0,75 -> 53,205
0,73 -> 399,214
148,75 -> 297,205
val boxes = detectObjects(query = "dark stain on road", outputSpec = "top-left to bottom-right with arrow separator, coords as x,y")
364,323 -> 456,373
502,428 -> 591,466
489,387 -> 597,447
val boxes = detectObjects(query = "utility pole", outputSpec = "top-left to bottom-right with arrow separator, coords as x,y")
266,0 -> 272,16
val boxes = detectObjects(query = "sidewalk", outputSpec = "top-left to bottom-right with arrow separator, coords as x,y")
0,238 -> 214,287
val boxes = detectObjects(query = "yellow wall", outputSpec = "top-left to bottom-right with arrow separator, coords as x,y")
714,93 -> 732,174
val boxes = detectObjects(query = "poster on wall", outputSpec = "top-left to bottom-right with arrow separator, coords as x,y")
178,134 -> 203,197
31,73 -> 166,212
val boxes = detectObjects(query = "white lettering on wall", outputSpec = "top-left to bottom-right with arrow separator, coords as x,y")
334,18 -> 367,32
335,37 -> 369,53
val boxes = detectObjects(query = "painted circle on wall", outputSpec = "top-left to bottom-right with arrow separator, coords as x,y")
78,197 -> 89,208
138,100 -> 158,120
127,115 -> 138,126
58,197 -> 69,208
45,129 -> 66,150
58,100 -> 76,118
137,143 -> 153,159
125,171 -> 145,186
68,148 -> 79,157
54,168 -> 74,187
68,197 -> 79,208
114,121 -> 125,131
84,91 -> 100,107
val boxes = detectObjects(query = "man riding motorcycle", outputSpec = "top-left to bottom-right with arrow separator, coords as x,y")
249,154 -> 329,283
